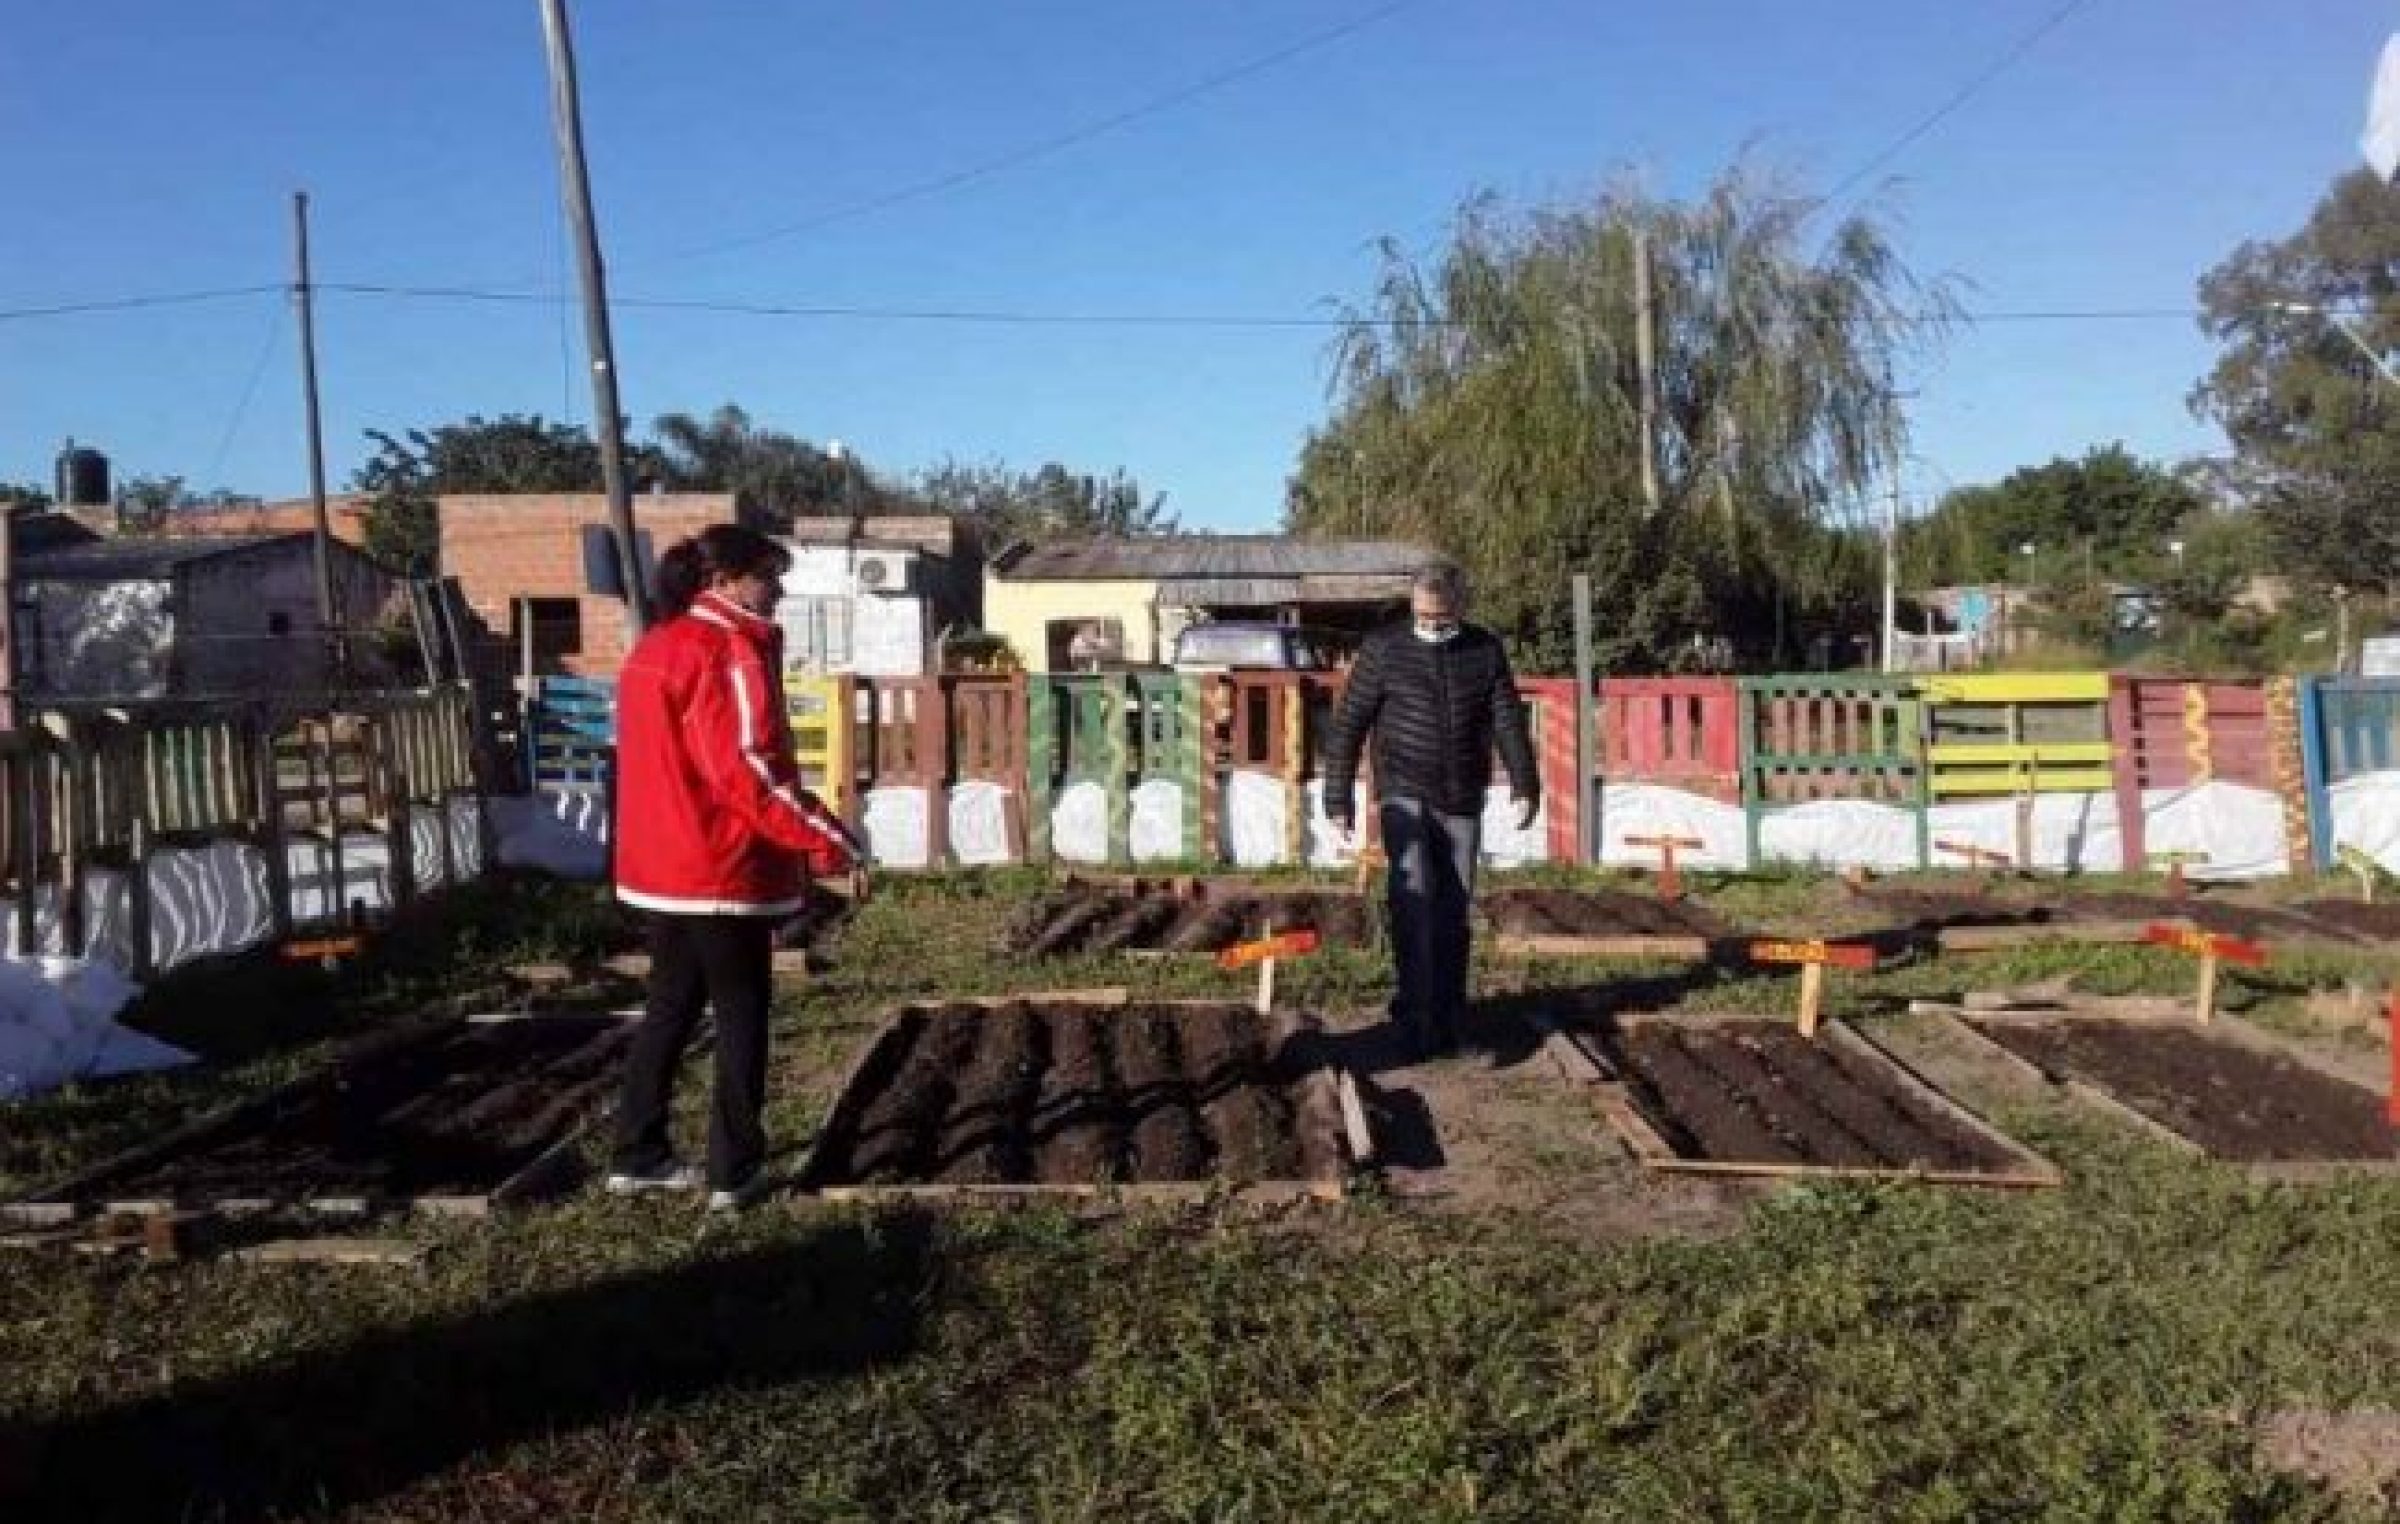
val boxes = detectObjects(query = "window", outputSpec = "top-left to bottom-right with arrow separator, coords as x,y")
511,597 -> 584,664
1049,618 -> 1125,671
267,612 -> 292,637
782,594 -> 853,671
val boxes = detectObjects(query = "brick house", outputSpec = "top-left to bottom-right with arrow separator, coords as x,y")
153,494 -> 374,547
439,494 -> 982,681
438,492 -> 737,680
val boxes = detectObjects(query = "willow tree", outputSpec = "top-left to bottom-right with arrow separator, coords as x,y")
1286,168 -> 1955,670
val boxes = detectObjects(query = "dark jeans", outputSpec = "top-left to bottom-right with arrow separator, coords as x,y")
1381,796 -> 1482,1051
612,912 -> 776,1189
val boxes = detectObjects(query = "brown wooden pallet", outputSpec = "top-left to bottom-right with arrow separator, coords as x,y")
1542,1010 -> 2059,1188
1938,1008 -> 2400,1181
800,993 -> 1357,1203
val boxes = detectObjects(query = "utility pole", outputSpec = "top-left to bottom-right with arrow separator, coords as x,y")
537,0 -> 647,634
1880,479 -> 1900,673
291,191 -> 343,683
1633,225 -> 1661,516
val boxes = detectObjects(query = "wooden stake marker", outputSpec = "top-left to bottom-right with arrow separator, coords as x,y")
1219,926 -> 1321,1016
1624,833 -> 1704,902
1745,938 -> 1876,1038
2140,922 -> 2267,1025
2145,850 -> 2207,900
2337,844 -> 2387,905
280,933 -> 364,970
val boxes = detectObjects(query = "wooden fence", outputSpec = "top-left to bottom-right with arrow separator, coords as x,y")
1,686 -> 482,972
511,666 -> 2384,877
2299,676 -> 2400,869
1738,675 -> 1930,867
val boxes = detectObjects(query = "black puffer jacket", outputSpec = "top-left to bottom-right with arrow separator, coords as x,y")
1321,621 -> 1538,822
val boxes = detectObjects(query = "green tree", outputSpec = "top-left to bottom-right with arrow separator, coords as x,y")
351,414 -> 659,577
0,482 -> 52,512
1284,166 -> 1953,670
2193,168 -> 2400,611
1898,445 -> 2203,587
917,459 -> 1174,548
651,404 -> 889,528
116,474 -> 186,534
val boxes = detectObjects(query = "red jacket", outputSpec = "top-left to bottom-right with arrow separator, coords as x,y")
613,591 -> 857,916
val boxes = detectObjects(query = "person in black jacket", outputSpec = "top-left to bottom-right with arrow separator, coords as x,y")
1322,563 -> 1538,1057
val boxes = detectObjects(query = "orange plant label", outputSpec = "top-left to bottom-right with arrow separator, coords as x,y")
1217,929 -> 1322,970
1746,938 -> 1876,971
2142,924 -> 2266,966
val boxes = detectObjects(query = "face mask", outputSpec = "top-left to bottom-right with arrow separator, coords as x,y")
1414,618 -> 1459,644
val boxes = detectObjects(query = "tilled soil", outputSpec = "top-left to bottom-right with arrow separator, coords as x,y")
807,1001 -> 1337,1188
1854,886 -> 2359,944
2289,899 -> 2400,943
1481,888 -> 1732,939
40,1016 -> 631,1204
1007,888 -> 1373,958
1967,1017 -> 2400,1163
1598,1019 -> 2023,1172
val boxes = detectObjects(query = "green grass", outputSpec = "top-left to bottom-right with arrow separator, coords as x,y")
5,870 -> 2400,1520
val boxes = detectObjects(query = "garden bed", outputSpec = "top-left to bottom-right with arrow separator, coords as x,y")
1560,1014 -> 2056,1186
801,996 -> 1358,1200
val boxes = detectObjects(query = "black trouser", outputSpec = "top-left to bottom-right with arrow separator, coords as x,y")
1381,796 -> 1482,1051
612,912 -> 775,1189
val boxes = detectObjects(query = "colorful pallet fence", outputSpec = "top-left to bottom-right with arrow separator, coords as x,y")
2105,675 -> 2306,872
517,665 -> 2382,876
1739,676 -> 1930,867
1919,673 -> 2113,797
2300,676 -> 2400,870
1599,677 -> 1741,801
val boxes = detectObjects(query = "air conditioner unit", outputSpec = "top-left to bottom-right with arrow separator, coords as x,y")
852,551 -> 912,594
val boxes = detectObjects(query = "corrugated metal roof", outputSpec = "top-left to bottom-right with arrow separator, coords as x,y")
997,536 -> 1432,581
20,533 -> 305,581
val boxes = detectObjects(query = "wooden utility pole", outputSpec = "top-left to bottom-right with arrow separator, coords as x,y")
292,191 -> 343,683
537,0 -> 647,635
1633,225 -> 1661,517
0,502 -> 16,730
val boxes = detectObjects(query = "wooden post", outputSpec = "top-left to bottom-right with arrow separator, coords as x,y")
1573,575 -> 1598,864
1104,678 -> 1132,867
917,679 -> 949,870
388,773 -> 417,909
2193,945 -> 2221,1026
2141,922 -> 2266,1025
59,726 -> 89,959
1256,916 -> 1276,1017
2148,850 -> 2205,900
1281,680 -> 1304,867
1796,961 -> 1827,1039
251,712 -> 294,941
126,813 -> 154,980
9,748 -> 37,959
1025,678 -> 1056,863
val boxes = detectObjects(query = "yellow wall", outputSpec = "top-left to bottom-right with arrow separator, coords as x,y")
983,576 -> 1164,672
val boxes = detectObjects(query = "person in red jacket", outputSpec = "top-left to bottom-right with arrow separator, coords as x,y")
607,525 -> 861,1211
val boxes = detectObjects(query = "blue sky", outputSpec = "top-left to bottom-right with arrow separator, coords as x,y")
0,0 -> 2387,526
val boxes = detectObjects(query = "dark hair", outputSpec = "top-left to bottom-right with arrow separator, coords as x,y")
653,525 -> 789,617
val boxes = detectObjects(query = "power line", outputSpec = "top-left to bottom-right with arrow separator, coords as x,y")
1821,0 -> 2104,209
203,302 -> 288,484
642,0 -> 1419,267
0,284 -> 282,323
320,280 -> 2211,330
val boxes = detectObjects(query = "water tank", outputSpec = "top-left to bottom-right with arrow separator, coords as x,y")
54,441 -> 109,507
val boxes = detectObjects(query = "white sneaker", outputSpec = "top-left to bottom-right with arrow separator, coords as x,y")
605,1162 -> 704,1195
707,1174 -> 772,1213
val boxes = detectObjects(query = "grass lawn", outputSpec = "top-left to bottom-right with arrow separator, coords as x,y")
4,868 -> 2399,1521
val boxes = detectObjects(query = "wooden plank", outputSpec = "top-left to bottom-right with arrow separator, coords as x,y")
231,1237 -> 433,1267
1491,932 -> 1713,961
1933,920 -> 2155,952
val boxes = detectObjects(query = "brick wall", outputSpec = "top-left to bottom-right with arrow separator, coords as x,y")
157,495 -> 372,547
437,493 -> 736,677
